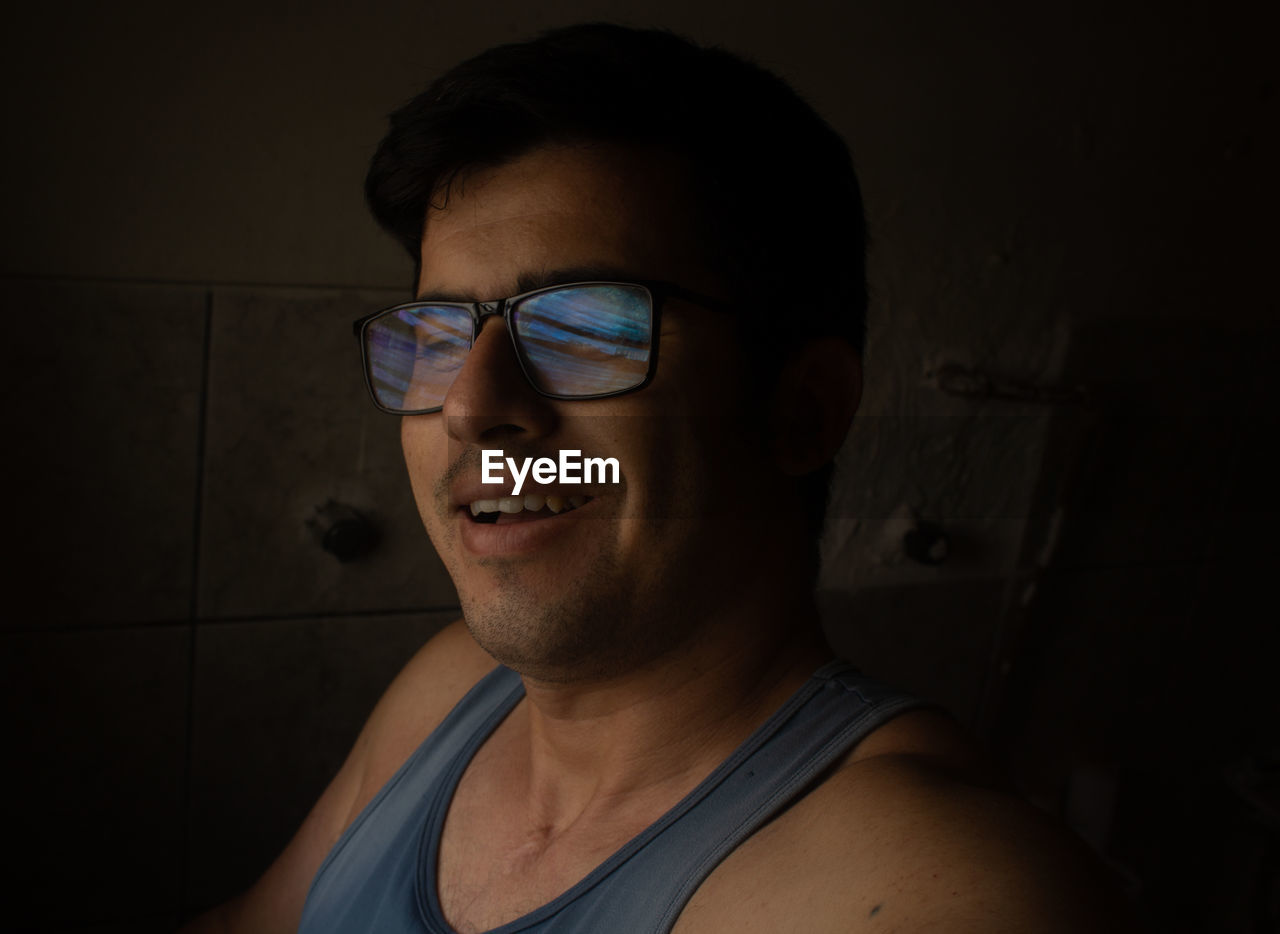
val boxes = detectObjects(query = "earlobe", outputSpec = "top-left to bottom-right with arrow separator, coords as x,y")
768,338 -> 862,476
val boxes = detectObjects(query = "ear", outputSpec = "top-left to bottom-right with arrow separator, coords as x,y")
768,337 -> 862,476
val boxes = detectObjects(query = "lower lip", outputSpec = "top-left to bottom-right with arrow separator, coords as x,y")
456,500 -> 595,556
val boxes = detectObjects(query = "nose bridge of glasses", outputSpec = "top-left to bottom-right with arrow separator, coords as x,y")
475,300 -> 505,324
448,300 -> 540,418
465,300 -> 519,369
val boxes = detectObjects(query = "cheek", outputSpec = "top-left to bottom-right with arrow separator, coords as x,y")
612,419 -> 729,523
401,417 -> 446,524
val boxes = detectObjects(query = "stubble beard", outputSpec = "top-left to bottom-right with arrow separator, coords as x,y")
455,523 -> 696,685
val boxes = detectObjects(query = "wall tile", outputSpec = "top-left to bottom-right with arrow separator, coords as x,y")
1044,320 -> 1275,570
1047,411 -> 1239,569
198,289 -> 456,618
1,625 -> 189,929
819,578 -> 1006,726
184,611 -> 455,914
991,563 -> 1204,798
821,408 -> 1050,591
985,558 -> 1278,933
3,280 -> 205,628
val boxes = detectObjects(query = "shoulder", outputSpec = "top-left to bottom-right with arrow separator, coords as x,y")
344,618 -> 498,823
196,619 -> 495,933
803,747 -> 1134,931
678,709 -> 1138,933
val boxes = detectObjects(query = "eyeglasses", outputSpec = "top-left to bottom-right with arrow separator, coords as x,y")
353,280 -> 733,415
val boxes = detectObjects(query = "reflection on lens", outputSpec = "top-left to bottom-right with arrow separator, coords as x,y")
365,304 -> 472,411
512,285 -> 652,396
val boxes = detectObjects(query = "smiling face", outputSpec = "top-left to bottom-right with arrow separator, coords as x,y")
402,143 -> 789,683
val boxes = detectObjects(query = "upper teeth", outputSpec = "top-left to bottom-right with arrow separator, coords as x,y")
469,494 -> 587,516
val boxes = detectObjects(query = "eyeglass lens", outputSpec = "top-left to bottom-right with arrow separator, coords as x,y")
364,284 -> 653,412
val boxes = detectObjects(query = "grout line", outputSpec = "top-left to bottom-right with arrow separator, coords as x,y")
189,290 -> 216,626
0,605 -> 465,636
177,288 -> 215,914
189,605 -> 465,626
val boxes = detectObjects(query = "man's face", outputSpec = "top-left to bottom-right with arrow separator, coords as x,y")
402,143 -> 780,682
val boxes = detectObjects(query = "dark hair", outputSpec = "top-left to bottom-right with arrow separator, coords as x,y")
365,23 -> 867,541
366,22 -> 867,355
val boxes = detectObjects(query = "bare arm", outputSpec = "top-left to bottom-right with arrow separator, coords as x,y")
678,718 -> 1141,933
794,756 -> 1140,932
179,620 -> 495,933
827,758 -> 1139,933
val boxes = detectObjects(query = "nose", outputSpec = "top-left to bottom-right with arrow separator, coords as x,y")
441,315 -> 556,447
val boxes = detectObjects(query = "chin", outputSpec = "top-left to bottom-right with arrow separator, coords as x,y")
457,577 -> 675,685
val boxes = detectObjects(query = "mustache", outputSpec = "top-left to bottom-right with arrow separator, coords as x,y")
436,445 -> 481,499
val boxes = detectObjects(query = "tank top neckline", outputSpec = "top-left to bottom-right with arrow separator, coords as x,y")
415,659 -> 858,934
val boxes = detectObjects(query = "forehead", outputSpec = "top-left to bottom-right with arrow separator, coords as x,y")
417,144 -> 722,300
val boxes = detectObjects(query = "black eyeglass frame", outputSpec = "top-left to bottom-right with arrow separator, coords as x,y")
352,279 -> 735,415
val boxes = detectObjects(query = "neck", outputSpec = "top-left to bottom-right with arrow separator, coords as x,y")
510,597 -> 831,833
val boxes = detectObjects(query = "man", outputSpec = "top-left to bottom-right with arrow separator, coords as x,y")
186,23 -> 1132,933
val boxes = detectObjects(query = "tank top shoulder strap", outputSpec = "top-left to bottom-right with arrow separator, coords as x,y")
300,664 -> 524,934
605,660 -> 928,934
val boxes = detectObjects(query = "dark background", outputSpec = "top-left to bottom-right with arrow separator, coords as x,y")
2,1 -> 1276,931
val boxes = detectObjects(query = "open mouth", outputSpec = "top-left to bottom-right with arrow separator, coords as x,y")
465,493 -> 593,524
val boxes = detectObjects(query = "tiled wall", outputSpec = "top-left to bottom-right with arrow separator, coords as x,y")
5,280 -> 459,929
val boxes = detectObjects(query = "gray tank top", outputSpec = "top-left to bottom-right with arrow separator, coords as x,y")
299,660 -> 925,933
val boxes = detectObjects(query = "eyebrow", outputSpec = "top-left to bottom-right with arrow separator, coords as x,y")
415,265 -> 646,303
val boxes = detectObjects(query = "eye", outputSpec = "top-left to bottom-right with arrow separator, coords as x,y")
416,336 -> 467,357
